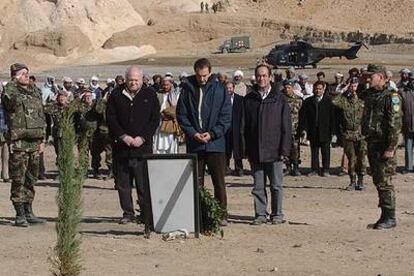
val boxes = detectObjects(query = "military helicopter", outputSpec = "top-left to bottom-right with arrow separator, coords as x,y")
263,40 -> 367,68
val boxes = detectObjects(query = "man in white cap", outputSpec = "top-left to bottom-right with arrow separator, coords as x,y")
233,70 -> 247,97
75,78 -> 86,99
90,75 -> 103,101
103,78 -> 115,99
297,73 -> 313,99
397,68 -> 411,89
62,76 -> 75,102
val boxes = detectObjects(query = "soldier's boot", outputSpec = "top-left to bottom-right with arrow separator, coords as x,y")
13,203 -> 29,227
346,175 -> 356,191
355,175 -> 365,191
291,163 -> 301,176
374,209 -> 397,230
24,203 -> 46,224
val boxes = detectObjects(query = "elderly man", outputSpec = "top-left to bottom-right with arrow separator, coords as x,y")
297,74 -> 313,99
90,75 -> 103,101
362,64 -> 402,230
62,76 -> 75,102
2,63 -> 46,227
75,78 -> 86,99
244,64 -> 291,225
177,58 -> 231,225
107,66 -> 160,224
155,77 -> 181,154
233,70 -> 248,97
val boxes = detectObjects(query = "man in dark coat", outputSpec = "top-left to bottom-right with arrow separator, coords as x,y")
177,58 -> 232,225
107,65 -> 160,224
299,80 -> 336,176
244,64 -> 292,225
225,81 -> 245,176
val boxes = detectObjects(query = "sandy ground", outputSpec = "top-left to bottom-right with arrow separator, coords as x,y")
1,142 -> 414,275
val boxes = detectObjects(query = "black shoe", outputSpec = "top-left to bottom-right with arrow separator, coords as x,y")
2,178 -> 10,183
119,216 -> 136,224
38,175 -> 47,180
291,164 -> 301,176
93,169 -> 103,180
401,169 -> 411,174
13,203 -> 29,227
104,170 -> 113,180
320,170 -> 331,177
24,203 -> 46,224
355,175 -> 365,191
234,169 -> 244,177
271,217 -> 286,225
337,170 -> 347,177
251,216 -> 267,225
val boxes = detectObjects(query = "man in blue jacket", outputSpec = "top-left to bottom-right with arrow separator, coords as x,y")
177,58 -> 232,225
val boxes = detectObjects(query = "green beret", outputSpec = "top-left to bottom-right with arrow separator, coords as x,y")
366,64 -> 386,74
409,72 -> 414,79
283,79 -> 295,87
10,63 -> 29,77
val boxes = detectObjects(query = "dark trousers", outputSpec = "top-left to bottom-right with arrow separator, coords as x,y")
225,131 -> 244,172
45,113 -> 52,141
114,156 -> 148,218
38,152 -> 45,177
197,152 -> 227,214
310,141 -> 331,171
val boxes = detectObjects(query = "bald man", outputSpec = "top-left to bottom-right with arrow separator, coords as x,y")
107,66 -> 160,224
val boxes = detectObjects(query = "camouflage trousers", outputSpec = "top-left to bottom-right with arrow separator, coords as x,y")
287,137 -> 301,165
91,132 -> 112,170
343,139 -> 367,177
367,142 -> 396,210
10,150 -> 39,203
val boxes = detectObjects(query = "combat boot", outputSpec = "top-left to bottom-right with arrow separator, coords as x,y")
291,163 -> 301,176
24,203 -> 46,224
346,175 -> 356,191
13,203 -> 29,227
374,209 -> 396,230
355,175 -> 365,191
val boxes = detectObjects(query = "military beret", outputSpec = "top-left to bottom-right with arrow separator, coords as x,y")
366,64 -> 386,74
286,66 -> 295,73
10,63 -> 29,77
409,72 -> 414,79
283,79 -> 295,86
56,90 -> 68,97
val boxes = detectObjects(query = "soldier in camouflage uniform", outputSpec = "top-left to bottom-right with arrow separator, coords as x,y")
44,90 -> 69,165
2,63 -> 47,227
332,77 -> 367,191
361,64 -> 403,230
92,93 -> 113,180
282,80 -> 302,176
73,89 -> 100,177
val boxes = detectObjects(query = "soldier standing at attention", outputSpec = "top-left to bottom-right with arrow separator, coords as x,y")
333,77 -> 367,191
282,80 -> 302,176
362,64 -> 402,230
2,63 -> 47,227
44,90 -> 69,165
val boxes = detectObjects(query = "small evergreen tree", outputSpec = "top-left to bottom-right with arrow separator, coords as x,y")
52,107 -> 88,276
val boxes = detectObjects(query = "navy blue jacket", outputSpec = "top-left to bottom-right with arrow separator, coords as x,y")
177,74 -> 231,153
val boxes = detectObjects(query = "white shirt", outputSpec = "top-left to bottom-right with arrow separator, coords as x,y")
198,87 -> 203,128
259,86 -> 272,100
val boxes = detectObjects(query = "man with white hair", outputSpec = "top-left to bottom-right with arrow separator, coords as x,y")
107,65 -> 160,224
233,70 -> 248,97
90,75 -> 103,101
385,70 -> 398,92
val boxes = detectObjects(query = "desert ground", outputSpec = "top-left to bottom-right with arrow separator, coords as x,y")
1,138 -> 414,275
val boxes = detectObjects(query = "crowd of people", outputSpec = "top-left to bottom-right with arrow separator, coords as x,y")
0,58 -> 412,231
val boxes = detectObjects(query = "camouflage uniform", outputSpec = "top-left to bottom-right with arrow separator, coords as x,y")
362,65 -> 402,229
284,92 -> 302,175
73,99 -> 100,176
92,97 -> 112,178
44,101 -> 68,163
333,92 -> 367,189
2,72 -> 47,226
